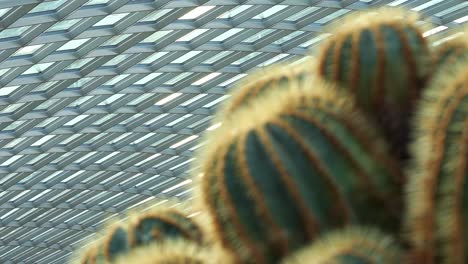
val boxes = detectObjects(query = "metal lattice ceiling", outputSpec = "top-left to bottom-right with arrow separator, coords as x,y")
0,0 -> 465,263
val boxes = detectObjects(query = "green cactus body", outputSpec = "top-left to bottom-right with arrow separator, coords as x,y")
281,227 -> 402,264
406,61 -> 468,264
197,86 -> 402,263
317,9 -> 431,160
103,226 -> 130,261
130,209 -> 203,247
219,60 -> 312,118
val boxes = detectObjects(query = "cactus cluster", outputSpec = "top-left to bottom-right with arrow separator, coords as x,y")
70,6 -> 467,264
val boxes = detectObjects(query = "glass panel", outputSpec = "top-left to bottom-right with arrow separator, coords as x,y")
139,52 -> 168,64
315,9 -> 350,24
412,0 -> 445,11
141,30 -> 172,43
192,72 -> 221,85
4,120 -> 26,131
231,52 -> 261,65
218,5 -> 252,19
172,51 -> 202,63
31,135 -> 56,146
1,103 -> 24,114
388,0 -> 410,6
285,7 -> 321,21
102,54 -> 130,66
0,26 -> 29,39
180,93 -> 207,106
140,9 -> 173,22
454,15 -> 468,23
104,74 -> 130,85
64,115 -> 89,126
36,117 -> 59,128
65,58 -> 94,70
0,8 -> 11,18
203,51 -> 233,64
101,34 -> 131,46
85,0 -> 111,5
273,31 -> 304,45
169,135 -> 198,148
212,28 -> 243,42
165,72 -> 191,85
253,5 -> 287,19
29,0 -> 67,13
134,72 -> 162,85
176,29 -> 208,42
12,44 -> 43,56
0,85 -> 19,96
179,6 -> 215,20
155,93 -> 182,105
127,93 -> 154,106
242,29 -> 275,43
57,38 -> 90,51
22,62 -> 54,75
94,13 -> 129,27
98,94 -> 125,105
46,18 -> 81,32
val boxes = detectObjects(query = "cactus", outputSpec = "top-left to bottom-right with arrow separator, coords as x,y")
218,59 -> 313,119
128,206 -> 204,247
432,34 -> 468,69
316,8 -> 431,160
195,84 -> 403,263
113,239 -> 215,264
74,223 -> 130,264
281,227 -> 402,264
405,61 -> 468,264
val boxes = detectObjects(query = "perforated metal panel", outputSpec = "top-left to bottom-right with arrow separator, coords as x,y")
0,0 -> 465,263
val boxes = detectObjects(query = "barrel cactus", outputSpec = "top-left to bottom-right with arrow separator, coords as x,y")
432,34 -> 468,69
281,227 -> 402,264
75,223 -> 129,264
195,84 -> 403,263
406,60 -> 468,264
218,60 -> 313,118
316,8 -> 431,160
128,205 -> 204,247
113,239 -> 215,264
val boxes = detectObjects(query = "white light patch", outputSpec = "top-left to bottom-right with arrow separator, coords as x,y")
423,26 -> 448,37
192,72 -> 221,86
180,6 -> 215,20
155,93 -> 182,105
162,179 -> 192,193
206,122 -> 222,131
170,135 -> 199,149
454,15 -> 468,24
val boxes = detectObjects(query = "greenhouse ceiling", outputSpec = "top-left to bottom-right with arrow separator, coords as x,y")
0,0 -> 465,263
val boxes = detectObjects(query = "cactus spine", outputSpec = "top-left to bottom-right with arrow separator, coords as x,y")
196,84 -> 403,263
406,61 -> 468,264
281,227 -> 402,264
129,208 -> 204,247
316,8 -> 431,160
